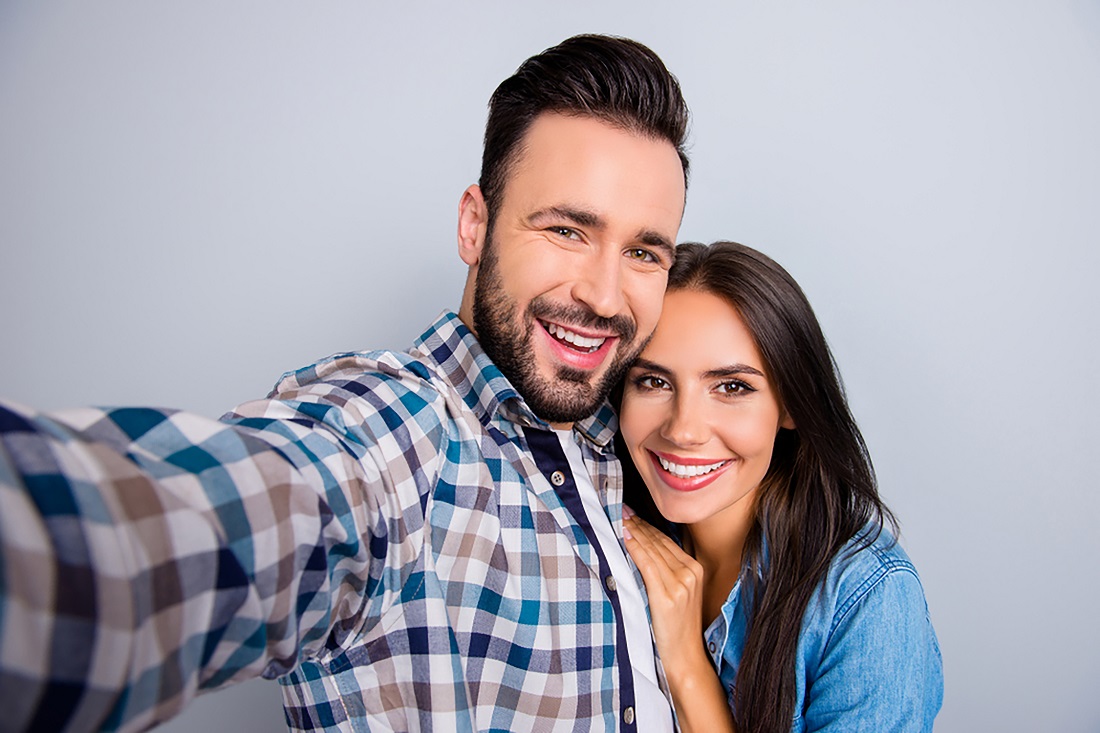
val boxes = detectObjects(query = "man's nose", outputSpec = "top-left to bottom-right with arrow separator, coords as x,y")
571,248 -> 626,318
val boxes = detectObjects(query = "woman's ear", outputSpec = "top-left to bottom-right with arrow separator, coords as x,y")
457,184 -> 488,266
779,409 -> 796,431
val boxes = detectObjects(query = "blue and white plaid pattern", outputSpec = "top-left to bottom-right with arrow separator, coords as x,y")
0,311 -> 661,732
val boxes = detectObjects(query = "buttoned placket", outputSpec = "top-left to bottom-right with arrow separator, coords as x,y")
523,427 -> 638,732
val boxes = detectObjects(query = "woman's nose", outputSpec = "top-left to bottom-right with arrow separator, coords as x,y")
659,394 -> 708,447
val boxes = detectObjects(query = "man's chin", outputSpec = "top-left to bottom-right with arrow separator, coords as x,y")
522,363 -> 615,424
554,364 -> 603,386
526,390 -> 604,424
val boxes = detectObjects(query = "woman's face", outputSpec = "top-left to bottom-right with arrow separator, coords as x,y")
620,288 -> 793,527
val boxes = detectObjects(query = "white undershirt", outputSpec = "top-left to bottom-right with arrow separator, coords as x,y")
555,429 -> 674,733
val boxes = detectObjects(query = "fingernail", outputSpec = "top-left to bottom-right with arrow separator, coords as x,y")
622,525 -> 633,540
622,504 -> 635,519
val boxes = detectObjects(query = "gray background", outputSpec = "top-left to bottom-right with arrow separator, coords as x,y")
2,2 -> 1097,731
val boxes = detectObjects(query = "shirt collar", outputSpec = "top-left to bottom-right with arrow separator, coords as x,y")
412,311 -> 618,450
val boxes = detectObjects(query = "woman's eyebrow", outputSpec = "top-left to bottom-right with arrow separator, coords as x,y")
631,359 -> 765,379
702,364 -> 765,379
630,357 -> 672,375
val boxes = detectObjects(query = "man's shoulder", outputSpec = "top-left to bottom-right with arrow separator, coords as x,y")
232,312 -> 502,447
271,348 -> 442,398
210,347 -> 457,446
270,312 -> 479,403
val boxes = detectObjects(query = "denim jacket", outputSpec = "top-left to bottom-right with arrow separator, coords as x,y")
703,525 -> 943,732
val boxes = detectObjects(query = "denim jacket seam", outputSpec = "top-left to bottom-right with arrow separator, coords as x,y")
824,552 -> 919,648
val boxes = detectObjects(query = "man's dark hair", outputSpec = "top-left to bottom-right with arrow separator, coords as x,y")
479,34 -> 690,220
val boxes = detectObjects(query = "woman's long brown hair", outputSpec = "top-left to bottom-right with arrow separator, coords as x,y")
619,241 -> 896,733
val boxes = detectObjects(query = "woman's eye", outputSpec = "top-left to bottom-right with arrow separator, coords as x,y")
634,375 -> 669,391
717,380 -> 753,395
625,247 -> 657,263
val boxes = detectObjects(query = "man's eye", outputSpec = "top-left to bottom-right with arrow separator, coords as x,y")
625,248 -> 657,263
549,226 -> 580,240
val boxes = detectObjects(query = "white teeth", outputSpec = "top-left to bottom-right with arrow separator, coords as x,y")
657,456 -> 727,478
546,322 -> 607,351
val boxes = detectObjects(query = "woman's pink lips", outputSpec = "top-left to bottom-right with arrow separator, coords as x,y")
647,450 -> 732,492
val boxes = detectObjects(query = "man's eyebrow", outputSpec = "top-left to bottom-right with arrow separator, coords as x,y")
637,231 -> 676,262
527,206 -> 604,229
528,207 -> 676,261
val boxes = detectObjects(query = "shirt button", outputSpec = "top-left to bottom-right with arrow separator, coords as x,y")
708,641 -> 717,653
550,470 -> 566,486
605,575 -> 617,592
623,706 -> 635,725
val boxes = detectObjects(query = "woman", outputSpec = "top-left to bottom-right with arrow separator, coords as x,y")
617,241 -> 942,732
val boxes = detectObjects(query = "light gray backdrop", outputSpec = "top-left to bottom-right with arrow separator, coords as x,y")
2,2 -> 1097,731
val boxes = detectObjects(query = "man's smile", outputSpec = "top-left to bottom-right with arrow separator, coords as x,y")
536,317 -> 619,371
540,319 -> 612,353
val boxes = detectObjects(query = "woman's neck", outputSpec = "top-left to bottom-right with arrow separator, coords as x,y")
685,505 -> 755,626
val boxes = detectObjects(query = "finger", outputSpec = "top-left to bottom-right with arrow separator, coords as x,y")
624,517 -> 705,606
623,515 -> 670,563
623,512 -> 667,545
623,521 -> 680,596
623,520 -> 668,576
626,516 -> 693,570
625,532 -> 700,611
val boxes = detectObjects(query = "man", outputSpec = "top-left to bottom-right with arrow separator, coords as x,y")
0,35 -> 689,732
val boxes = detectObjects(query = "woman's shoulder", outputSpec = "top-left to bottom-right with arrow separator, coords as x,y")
795,523 -> 943,728
793,533 -> 943,730
805,521 -> 924,620
834,523 -> 917,581
816,523 -> 929,634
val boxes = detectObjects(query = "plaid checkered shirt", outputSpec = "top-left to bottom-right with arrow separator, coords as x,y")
0,311 -> 668,732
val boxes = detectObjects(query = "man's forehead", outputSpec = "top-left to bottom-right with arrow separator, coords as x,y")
503,113 -> 686,228
514,111 -> 684,171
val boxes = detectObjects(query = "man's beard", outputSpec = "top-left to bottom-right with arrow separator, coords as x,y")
472,236 -> 646,424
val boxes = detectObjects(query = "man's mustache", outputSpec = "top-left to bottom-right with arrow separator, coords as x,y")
526,297 -> 637,343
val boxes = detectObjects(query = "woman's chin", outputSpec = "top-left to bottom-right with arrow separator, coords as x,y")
650,499 -> 704,526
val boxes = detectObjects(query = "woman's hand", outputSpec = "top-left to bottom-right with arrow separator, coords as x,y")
622,507 -> 706,662
623,507 -> 737,733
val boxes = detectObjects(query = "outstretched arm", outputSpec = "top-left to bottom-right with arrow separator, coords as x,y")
0,363 -> 440,732
623,510 -> 736,733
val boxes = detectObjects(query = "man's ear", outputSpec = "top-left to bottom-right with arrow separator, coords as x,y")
458,184 -> 488,266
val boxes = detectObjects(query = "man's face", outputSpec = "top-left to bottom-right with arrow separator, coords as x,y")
460,113 -> 686,425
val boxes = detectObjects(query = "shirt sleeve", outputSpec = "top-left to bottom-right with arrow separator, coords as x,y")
803,564 -> 944,733
0,362 -> 444,732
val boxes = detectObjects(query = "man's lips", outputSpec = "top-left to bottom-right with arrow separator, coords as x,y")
537,319 -> 619,370
648,450 -> 733,492
541,320 -> 615,350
